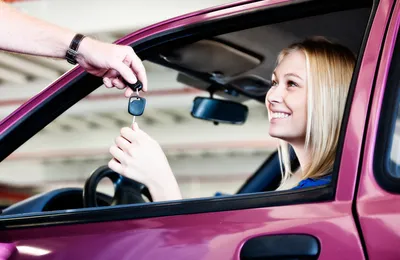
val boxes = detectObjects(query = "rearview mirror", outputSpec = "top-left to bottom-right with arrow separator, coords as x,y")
190,97 -> 248,124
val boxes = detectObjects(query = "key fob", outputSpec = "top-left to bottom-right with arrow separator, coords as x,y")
128,96 -> 146,116
123,78 -> 143,92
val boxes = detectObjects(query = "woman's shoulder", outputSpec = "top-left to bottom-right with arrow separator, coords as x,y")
292,174 -> 332,190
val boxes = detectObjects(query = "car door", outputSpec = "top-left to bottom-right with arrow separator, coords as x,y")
355,1 -> 400,259
0,0 -> 391,259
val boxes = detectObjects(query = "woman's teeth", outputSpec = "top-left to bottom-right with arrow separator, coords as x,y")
272,112 -> 290,119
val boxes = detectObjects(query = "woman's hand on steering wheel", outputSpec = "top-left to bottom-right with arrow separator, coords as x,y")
108,123 -> 182,202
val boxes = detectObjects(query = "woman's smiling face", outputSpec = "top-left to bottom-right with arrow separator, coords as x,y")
266,50 -> 308,146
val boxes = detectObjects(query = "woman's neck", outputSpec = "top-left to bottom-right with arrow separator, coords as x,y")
291,143 -> 310,176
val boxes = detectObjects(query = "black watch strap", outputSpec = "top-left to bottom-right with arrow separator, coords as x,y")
66,34 -> 86,65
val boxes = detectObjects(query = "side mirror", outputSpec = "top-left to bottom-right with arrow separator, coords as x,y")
190,97 -> 248,124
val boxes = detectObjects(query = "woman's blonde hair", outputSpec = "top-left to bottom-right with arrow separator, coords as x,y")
276,36 -> 356,190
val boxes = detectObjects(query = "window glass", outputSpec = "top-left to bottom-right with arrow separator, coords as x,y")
388,111 -> 400,178
0,62 -> 272,210
373,29 -> 400,193
0,6 -> 373,213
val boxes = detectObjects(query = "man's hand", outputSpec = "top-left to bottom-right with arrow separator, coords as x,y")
76,37 -> 148,97
0,2 -> 147,96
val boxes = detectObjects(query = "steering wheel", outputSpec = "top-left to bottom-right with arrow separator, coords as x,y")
83,165 -> 152,207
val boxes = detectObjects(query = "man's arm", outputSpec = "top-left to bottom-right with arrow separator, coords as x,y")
0,2 -> 74,58
0,2 -> 147,94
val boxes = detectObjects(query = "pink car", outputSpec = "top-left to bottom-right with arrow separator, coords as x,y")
0,0 -> 399,259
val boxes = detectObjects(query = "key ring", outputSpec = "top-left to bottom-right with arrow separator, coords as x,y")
132,88 -> 140,125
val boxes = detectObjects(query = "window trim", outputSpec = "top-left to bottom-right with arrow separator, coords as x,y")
0,186 -> 333,230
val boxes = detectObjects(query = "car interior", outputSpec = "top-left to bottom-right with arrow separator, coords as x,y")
0,3 -> 373,217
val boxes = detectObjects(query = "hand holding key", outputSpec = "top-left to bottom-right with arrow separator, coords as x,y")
108,123 -> 182,202
108,78 -> 182,202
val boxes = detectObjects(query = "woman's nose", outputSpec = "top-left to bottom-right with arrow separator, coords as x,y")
266,86 -> 284,105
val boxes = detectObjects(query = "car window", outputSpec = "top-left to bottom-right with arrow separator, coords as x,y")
0,62 -> 271,209
388,113 -> 400,177
0,3 -> 373,215
374,29 -> 400,192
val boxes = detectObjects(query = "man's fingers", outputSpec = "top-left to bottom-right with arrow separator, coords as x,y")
103,69 -> 119,80
102,47 -> 147,92
124,88 -> 134,97
110,60 -> 137,87
121,57 -> 139,95
103,69 -> 126,89
128,52 -> 148,92
112,78 -> 127,89
103,77 -> 113,88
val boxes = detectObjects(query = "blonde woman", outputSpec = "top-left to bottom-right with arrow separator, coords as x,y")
108,37 -> 356,201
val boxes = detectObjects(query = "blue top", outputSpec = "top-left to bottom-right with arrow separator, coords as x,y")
214,175 -> 332,196
291,175 -> 332,190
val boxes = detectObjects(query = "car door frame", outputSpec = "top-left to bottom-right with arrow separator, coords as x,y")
0,0 -> 374,224
355,0 -> 400,259
0,0 -> 392,259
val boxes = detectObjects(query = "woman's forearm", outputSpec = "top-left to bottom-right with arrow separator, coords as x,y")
0,2 -> 75,58
148,176 -> 183,202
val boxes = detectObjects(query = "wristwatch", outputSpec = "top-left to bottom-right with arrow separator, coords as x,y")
65,34 -> 86,65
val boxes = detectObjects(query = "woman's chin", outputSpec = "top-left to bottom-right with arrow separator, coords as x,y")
268,131 -> 287,141
268,131 -> 306,147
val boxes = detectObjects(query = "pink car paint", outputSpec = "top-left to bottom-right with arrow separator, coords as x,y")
0,0 -> 398,259
356,1 -> 400,259
0,243 -> 15,260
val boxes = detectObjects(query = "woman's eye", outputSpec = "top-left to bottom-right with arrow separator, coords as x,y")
271,80 -> 278,87
287,80 -> 298,87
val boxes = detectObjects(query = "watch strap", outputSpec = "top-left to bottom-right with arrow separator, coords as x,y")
66,34 -> 86,65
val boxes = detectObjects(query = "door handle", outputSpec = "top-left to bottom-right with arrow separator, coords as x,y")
240,234 -> 320,260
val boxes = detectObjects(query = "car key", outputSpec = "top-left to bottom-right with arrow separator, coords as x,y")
122,79 -> 146,124
129,89 -> 146,121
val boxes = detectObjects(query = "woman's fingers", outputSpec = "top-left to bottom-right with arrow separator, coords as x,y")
109,156 -> 143,184
109,145 -> 125,163
115,136 -> 131,152
108,158 -> 123,173
120,127 -> 136,142
131,123 -> 151,141
120,126 -> 145,143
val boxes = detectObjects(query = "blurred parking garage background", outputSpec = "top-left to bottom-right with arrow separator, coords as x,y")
0,0 -> 277,205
